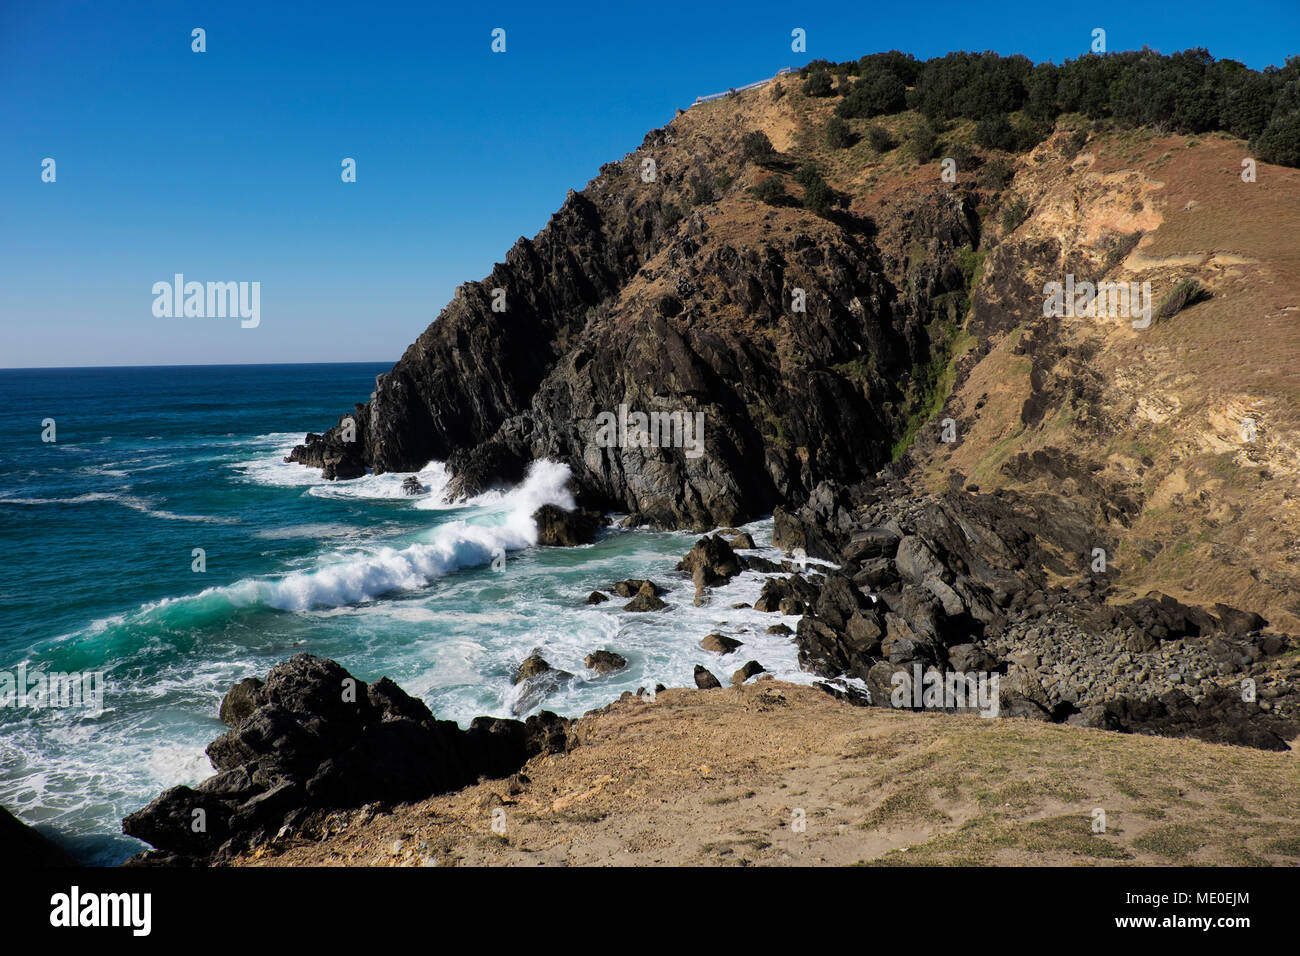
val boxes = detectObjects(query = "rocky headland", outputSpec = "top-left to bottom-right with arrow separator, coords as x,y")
120,50 -> 1300,865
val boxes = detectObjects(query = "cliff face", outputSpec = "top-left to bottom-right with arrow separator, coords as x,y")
287,87 -> 980,528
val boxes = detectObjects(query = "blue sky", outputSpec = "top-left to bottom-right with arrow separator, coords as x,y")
2,0 -> 1296,368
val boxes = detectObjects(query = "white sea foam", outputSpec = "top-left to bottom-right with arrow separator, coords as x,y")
153,459 -> 577,613
0,492 -> 238,524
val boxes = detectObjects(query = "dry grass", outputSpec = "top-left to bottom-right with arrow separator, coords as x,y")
236,682 -> 1300,868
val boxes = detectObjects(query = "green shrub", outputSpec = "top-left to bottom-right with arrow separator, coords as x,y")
867,125 -> 895,152
911,122 -> 940,162
803,69 -> 834,97
1155,278 -> 1210,321
752,176 -> 785,204
825,116 -> 854,149
741,130 -> 776,165
1000,196 -> 1030,233
1253,110 -> 1300,168
796,165 -> 834,215
979,157 -> 1015,189
691,178 -> 716,205
836,68 -> 907,118
661,204 -> 683,230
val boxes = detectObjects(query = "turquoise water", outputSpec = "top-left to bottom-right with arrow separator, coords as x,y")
0,363 -> 812,865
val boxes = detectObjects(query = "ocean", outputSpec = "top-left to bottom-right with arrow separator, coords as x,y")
0,363 -> 816,865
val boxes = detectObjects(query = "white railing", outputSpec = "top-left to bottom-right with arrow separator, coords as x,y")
692,67 -> 795,105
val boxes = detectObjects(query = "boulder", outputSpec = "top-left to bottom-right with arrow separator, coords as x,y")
219,677 -> 264,727
585,650 -> 627,675
677,535 -> 742,588
624,583 -> 668,612
614,579 -> 662,598
693,666 -> 722,689
585,591 -> 609,605
700,633 -> 742,653
401,475 -> 425,495
513,652 -> 553,684
123,655 -> 570,864
533,504 -> 603,546
731,661 -> 765,685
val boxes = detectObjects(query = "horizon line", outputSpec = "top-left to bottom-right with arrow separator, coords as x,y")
0,360 -> 397,372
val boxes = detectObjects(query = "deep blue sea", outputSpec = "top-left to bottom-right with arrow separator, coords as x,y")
0,363 -> 811,864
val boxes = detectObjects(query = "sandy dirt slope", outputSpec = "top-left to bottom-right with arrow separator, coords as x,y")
236,680 -> 1300,867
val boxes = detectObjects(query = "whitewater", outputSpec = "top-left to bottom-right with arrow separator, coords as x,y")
0,363 -> 827,865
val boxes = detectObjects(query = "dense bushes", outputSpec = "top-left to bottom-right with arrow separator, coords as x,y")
803,69 -> 834,97
867,125 -> 895,152
825,116 -> 854,148
741,130 -> 776,165
836,67 -> 907,118
796,165 -> 834,215
791,48 -> 1300,168
974,113 -> 1051,152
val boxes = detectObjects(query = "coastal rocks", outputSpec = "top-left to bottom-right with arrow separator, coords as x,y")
514,652 -> 558,684
586,591 -> 609,604
754,575 -> 820,613
1074,686 -> 1298,751
693,666 -> 722,690
219,677 -> 264,727
731,661 -> 765,685
795,613 -> 883,682
123,655 -> 570,865
533,504 -> 603,546
677,534 -> 742,604
700,633 -> 742,654
402,475 -> 425,495
614,579 -> 662,598
511,653 -> 576,714
585,650 -> 627,675
1,804 -> 78,867
623,582 -> 668,612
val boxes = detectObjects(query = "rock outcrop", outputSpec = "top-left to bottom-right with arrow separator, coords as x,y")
123,655 -> 569,865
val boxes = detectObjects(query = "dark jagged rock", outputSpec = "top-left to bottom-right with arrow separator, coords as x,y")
287,137 -> 979,530
585,590 -> 609,605
693,666 -> 723,690
585,649 -> 627,675
1075,687 -> 1297,751
677,534 -> 743,603
219,677 -> 263,727
623,582 -> 668,612
700,633 -> 742,654
123,655 -> 570,865
533,504 -> 604,546
731,661 -> 765,685
613,579 -> 662,598
514,652 -> 554,684
401,475 -> 425,495
1,805 -> 78,867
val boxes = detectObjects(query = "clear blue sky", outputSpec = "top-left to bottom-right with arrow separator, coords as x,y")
2,0 -> 1296,368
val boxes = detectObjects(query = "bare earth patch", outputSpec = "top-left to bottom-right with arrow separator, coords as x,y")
235,681 -> 1300,867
